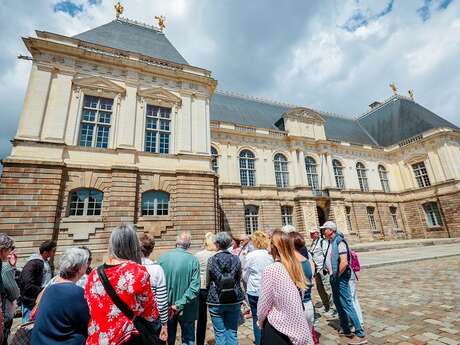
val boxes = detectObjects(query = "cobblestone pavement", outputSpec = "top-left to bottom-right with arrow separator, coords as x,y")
201,256 -> 460,345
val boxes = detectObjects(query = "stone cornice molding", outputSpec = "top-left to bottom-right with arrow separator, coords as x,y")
403,153 -> 428,165
137,87 -> 182,108
283,107 -> 325,125
72,76 -> 126,95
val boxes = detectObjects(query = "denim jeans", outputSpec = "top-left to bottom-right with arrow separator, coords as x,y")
330,269 -> 365,337
167,315 -> 195,345
196,289 -> 208,345
349,273 -> 363,326
247,294 -> 260,345
209,304 -> 240,345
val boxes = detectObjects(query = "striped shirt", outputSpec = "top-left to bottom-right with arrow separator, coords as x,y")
142,258 -> 169,324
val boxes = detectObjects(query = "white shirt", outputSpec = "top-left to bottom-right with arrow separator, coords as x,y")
243,249 -> 274,296
325,241 -> 347,274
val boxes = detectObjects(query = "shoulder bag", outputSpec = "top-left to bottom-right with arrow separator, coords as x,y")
97,266 -> 160,345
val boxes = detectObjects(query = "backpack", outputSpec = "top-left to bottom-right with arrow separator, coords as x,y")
215,256 -> 238,304
342,240 -> 361,273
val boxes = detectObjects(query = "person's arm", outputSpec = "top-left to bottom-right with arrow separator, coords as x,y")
242,254 -> 251,283
174,258 -> 200,312
152,266 -> 169,325
309,258 -> 315,279
338,253 -> 348,276
2,263 -> 20,301
136,267 -> 158,321
257,266 -> 274,328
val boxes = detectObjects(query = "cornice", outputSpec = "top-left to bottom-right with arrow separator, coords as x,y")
137,86 -> 182,107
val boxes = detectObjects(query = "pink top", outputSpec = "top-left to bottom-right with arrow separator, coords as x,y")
257,262 -> 313,345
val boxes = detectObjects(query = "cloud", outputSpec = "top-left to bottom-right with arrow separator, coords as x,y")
53,1 -> 84,16
0,0 -> 459,167
417,0 -> 455,21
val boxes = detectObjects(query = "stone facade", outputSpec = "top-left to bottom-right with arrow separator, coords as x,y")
1,18 -> 459,262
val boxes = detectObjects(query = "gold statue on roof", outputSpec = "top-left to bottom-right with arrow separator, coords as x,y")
155,15 -> 166,32
114,2 -> 124,18
389,82 -> 398,95
408,89 -> 414,100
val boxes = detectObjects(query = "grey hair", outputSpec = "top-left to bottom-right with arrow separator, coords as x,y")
59,248 -> 89,280
214,232 -> 232,250
0,234 -> 14,251
176,231 -> 192,250
109,223 -> 142,264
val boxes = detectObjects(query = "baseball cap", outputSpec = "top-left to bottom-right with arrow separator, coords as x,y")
281,224 -> 296,234
309,228 -> 320,234
319,221 -> 337,232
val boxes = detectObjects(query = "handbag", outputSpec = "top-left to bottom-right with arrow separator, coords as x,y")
10,321 -> 34,345
97,266 -> 160,345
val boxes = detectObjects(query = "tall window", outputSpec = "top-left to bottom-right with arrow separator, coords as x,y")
345,206 -> 353,233
244,205 -> 258,234
389,206 -> 399,228
333,159 -> 345,189
274,154 -> 289,188
211,146 -> 219,174
145,105 -> 171,154
422,202 -> 443,227
79,95 -> 113,148
281,206 -> 293,226
412,162 -> 431,188
356,162 -> 369,192
305,156 -> 319,192
142,191 -> 170,216
69,189 -> 103,216
367,206 -> 377,231
378,165 -> 390,192
239,150 -> 256,187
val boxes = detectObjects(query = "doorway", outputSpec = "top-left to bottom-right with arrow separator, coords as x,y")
317,206 -> 326,227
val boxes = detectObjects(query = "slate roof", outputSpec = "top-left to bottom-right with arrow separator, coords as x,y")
210,93 -> 458,147
210,93 -> 377,146
357,97 -> 458,147
73,19 -> 188,65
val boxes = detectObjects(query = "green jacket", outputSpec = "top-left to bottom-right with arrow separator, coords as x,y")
158,248 -> 200,321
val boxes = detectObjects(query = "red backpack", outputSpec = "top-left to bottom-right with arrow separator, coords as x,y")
349,250 -> 361,273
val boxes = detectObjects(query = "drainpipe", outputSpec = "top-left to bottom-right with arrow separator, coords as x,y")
351,200 -> 361,241
374,197 -> 385,240
436,196 -> 451,238
397,201 -> 408,240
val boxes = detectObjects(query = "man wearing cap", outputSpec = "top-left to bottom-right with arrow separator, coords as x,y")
322,221 -> 367,345
309,227 -> 335,317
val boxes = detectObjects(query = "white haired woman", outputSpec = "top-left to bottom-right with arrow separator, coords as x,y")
31,247 -> 90,345
85,224 -> 159,345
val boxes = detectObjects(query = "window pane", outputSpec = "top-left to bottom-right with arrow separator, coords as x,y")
159,132 -> 170,154
79,123 -> 94,147
146,105 -> 159,117
69,189 -> 102,216
99,98 -> 113,111
96,125 -> 110,148
84,95 -> 98,108
160,119 -> 170,131
160,107 -> 171,118
142,191 -> 170,216
99,112 -> 111,124
82,109 -> 96,122
146,118 -> 157,130
145,132 -> 157,153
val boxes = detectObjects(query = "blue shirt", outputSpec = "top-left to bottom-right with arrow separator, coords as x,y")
31,282 -> 89,345
301,260 -> 313,302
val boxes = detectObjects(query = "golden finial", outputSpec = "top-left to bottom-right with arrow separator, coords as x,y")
389,82 -> 398,95
408,89 -> 414,100
114,2 -> 124,19
155,15 -> 166,32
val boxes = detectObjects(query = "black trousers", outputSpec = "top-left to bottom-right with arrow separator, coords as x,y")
196,289 -> 208,345
261,321 -> 293,345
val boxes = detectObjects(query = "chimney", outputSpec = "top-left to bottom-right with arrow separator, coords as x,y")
369,101 -> 382,110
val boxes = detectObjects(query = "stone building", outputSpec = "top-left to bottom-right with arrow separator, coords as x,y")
0,17 -> 459,260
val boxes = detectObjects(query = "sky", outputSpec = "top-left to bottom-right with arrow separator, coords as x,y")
0,0 -> 459,163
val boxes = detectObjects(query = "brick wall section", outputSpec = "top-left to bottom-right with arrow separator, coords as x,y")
439,193 -> 460,238
0,163 -> 64,261
259,200 -> 283,232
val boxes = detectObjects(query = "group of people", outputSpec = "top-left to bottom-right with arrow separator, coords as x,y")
0,219 -> 366,345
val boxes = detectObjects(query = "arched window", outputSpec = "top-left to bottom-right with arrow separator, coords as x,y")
69,188 -> 103,216
244,205 -> 258,234
305,156 -> 319,192
332,159 -> 345,189
356,162 -> 369,192
239,150 -> 256,187
142,191 -> 170,216
422,202 -> 443,227
281,206 -> 293,226
378,165 -> 390,192
211,146 -> 219,174
274,153 -> 289,188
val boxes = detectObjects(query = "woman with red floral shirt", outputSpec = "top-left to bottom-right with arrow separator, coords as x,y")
85,224 -> 159,345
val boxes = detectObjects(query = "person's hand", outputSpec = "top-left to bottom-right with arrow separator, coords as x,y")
171,304 -> 178,315
257,320 -> 262,329
159,324 -> 168,341
8,251 -> 17,267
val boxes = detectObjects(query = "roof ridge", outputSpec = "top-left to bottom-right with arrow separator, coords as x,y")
216,90 -> 351,119
216,90 -> 299,108
115,17 -> 163,34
